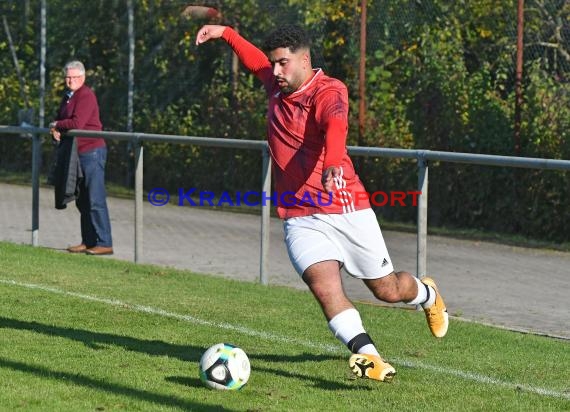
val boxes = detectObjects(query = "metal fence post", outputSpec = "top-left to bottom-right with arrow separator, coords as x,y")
417,153 -> 428,278
134,137 -> 143,263
31,134 -> 41,246
260,145 -> 271,285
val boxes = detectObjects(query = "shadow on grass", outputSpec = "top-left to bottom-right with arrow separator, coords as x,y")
0,357 -> 234,412
167,362 -> 366,392
0,317 -> 363,392
0,316 -> 203,362
247,352 -> 370,390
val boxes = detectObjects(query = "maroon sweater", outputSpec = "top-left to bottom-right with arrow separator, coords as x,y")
55,84 -> 105,154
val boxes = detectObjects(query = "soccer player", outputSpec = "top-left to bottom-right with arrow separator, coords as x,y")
195,24 -> 448,382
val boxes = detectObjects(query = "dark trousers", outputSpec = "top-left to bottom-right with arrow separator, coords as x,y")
76,146 -> 113,247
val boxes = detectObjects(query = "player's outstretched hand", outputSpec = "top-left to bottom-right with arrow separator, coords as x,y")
195,25 -> 227,46
322,166 -> 341,193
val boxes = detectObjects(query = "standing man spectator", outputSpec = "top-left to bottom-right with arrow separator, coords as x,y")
195,24 -> 448,382
49,60 -> 113,256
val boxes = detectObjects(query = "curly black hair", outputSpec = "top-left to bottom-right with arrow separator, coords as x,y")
262,24 -> 311,53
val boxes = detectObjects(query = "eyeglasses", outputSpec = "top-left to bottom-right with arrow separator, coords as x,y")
65,75 -> 83,80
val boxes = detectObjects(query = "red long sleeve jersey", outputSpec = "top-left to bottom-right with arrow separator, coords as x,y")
222,28 -> 370,218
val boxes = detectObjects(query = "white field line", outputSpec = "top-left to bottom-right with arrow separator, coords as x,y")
1,278 -> 569,401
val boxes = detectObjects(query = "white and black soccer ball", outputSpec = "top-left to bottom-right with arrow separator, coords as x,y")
199,343 -> 251,390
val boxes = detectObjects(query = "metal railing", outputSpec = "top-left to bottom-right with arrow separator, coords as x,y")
2,125 -> 570,284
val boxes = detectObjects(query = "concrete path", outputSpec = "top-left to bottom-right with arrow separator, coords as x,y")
1,183 -> 569,339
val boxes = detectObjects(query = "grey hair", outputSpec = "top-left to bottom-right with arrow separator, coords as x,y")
63,60 -> 85,75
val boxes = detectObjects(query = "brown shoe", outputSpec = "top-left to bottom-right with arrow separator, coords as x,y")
85,246 -> 114,256
67,244 -> 87,253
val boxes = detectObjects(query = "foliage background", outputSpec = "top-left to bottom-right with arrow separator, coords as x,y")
0,0 -> 569,242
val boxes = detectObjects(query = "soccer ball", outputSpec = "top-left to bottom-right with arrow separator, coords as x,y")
199,343 -> 251,390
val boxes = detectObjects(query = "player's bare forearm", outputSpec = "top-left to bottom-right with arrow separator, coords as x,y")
195,25 -> 227,45
322,166 -> 341,193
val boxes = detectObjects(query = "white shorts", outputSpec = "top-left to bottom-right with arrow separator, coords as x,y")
283,208 -> 395,279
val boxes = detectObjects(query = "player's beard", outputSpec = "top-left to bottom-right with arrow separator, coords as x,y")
277,73 -> 303,95
277,79 -> 294,94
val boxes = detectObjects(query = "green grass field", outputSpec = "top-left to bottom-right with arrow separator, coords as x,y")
0,241 -> 568,411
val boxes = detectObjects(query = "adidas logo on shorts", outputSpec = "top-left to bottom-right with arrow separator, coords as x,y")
381,258 -> 389,267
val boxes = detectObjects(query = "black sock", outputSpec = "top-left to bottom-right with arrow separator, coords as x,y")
347,333 -> 375,353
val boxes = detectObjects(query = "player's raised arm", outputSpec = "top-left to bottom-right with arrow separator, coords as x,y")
195,25 -> 227,46
195,24 -> 273,90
